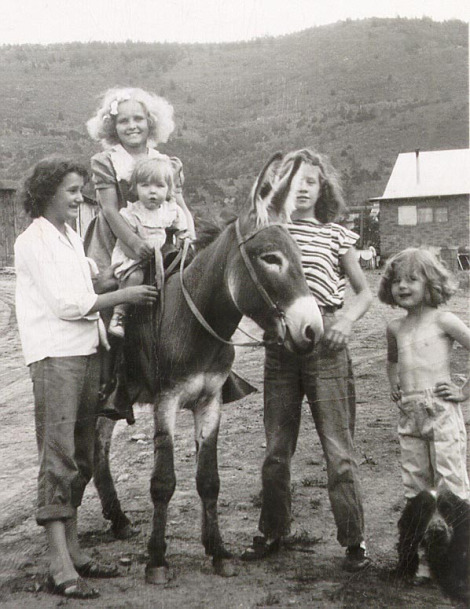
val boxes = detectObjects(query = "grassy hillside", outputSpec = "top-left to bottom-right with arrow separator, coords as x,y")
0,17 -> 467,217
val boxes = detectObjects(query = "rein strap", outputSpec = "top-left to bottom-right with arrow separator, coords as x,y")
179,238 -> 265,348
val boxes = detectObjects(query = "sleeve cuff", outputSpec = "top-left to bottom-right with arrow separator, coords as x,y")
81,293 -> 99,319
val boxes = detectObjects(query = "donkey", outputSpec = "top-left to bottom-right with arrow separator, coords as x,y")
93,153 -> 324,584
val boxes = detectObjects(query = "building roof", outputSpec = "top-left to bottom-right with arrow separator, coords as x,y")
371,148 -> 470,201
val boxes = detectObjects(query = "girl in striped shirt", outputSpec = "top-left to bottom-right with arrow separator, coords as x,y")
242,148 -> 373,571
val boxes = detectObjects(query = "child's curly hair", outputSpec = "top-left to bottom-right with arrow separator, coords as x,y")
278,148 -> 348,223
129,157 -> 174,201
378,247 -> 458,307
19,156 -> 88,218
86,87 -> 175,149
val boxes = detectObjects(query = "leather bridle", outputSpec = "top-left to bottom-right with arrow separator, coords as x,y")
179,219 -> 288,348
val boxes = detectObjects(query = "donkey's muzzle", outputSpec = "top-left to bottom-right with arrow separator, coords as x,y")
284,325 -> 315,355
283,296 -> 323,354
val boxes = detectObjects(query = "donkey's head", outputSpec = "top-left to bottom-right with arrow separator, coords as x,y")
226,153 -> 323,354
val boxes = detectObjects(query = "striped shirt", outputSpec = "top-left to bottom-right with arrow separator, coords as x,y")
288,218 -> 359,308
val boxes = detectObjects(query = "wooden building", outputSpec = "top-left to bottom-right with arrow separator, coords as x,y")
0,181 -> 22,267
370,149 -> 470,269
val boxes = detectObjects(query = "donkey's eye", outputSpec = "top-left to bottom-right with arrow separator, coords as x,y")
260,253 -> 283,267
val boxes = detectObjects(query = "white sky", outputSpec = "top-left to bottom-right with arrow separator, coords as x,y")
1,0 -> 469,45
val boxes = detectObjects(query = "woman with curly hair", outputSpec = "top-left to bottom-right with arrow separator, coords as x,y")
14,156 -> 157,599
242,148 -> 373,571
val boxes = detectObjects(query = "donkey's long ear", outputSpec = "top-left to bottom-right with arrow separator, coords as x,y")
270,155 -> 303,221
248,153 -> 303,226
247,152 -> 284,227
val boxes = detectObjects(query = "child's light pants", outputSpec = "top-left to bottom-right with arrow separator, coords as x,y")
398,388 -> 469,500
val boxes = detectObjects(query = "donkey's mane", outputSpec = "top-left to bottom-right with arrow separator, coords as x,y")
193,211 -> 238,252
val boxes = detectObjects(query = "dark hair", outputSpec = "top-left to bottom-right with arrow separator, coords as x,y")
378,247 -> 458,307
19,156 -> 88,218
279,148 -> 347,223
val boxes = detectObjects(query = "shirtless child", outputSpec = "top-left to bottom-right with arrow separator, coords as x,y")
379,248 -> 470,582
379,247 -> 469,501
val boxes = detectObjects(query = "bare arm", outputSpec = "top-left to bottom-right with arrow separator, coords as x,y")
341,248 -> 373,322
434,311 -> 470,402
87,284 -> 158,313
386,322 -> 401,401
323,248 -> 372,349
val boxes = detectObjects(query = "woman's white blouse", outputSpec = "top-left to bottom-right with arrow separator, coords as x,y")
15,217 -> 100,365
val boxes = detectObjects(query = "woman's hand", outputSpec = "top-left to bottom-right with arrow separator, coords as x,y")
434,381 -> 466,402
123,285 -> 158,305
390,386 -> 401,402
323,316 -> 353,350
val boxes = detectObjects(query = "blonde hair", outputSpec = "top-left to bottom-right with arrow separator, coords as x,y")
378,247 -> 458,307
278,148 -> 347,223
129,157 -> 174,200
86,87 -> 175,148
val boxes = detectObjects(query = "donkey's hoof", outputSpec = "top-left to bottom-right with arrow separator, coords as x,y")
111,523 -> 141,540
212,557 -> 238,578
145,565 -> 173,585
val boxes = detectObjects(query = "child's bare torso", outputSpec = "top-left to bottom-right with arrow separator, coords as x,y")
395,308 -> 453,393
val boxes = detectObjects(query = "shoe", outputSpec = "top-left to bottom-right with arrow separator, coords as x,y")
240,536 -> 281,561
75,560 -> 119,578
108,312 -> 126,339
46,575 -> 100,599
343,543 -> 371,572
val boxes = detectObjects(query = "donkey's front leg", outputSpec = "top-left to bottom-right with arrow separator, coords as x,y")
146,398 -> 178,585
194,397 -> 236,577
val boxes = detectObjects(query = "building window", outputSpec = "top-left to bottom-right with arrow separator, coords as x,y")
398,206 -> 417,225
435,207 -> 448,223
398,205 -> 449,225
417,207 -> 433,223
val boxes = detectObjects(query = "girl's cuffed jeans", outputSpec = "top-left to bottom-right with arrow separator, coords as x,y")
259,312 -> 365,547
30,354 -> 100,525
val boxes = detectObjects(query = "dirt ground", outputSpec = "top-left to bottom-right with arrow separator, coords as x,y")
0,269 -> 468,609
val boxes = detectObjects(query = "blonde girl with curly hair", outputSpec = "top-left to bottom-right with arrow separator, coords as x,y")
85,87 -> 194,273
84,88 -> 194,419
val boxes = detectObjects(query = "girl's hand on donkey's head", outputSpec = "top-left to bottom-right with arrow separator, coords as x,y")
124,285 -> 158,304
